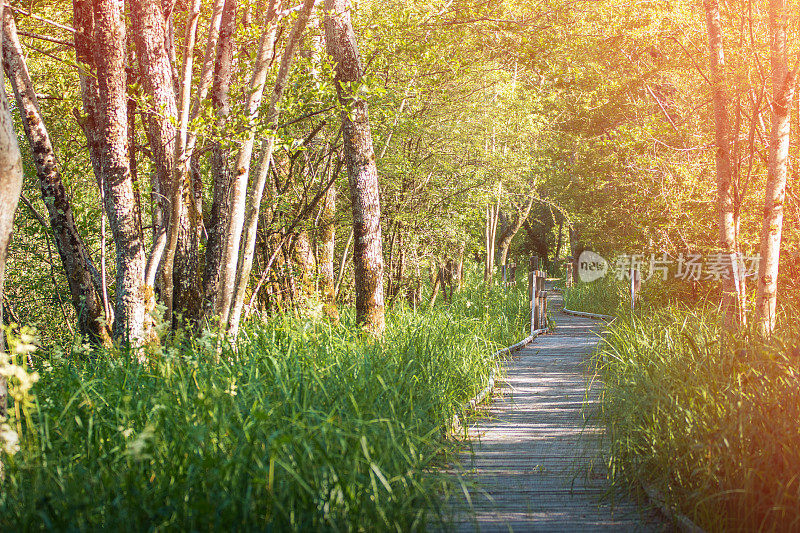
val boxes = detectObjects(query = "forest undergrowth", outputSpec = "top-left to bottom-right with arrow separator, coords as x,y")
567,279 -> 800,531
0,277 -> 531,531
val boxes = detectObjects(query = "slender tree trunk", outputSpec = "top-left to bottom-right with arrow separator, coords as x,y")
555,218 -> 563,263
428,260 -> 442,310
84,0 -> 148,343
335,228 -> 353,300
0,0 -> 23,418
569,224 -> 583,276
203,0 -> 238,313
484,198 -> 500,283
226,0 -> 316,335
319,181 -> 338,320
129,0 -> 179,324
293,228 -> 316,298
325,0 -> 385,335
171,0 -> 226,327
497,193 -> 536,268
756,0 -> 795,336
1,12 -> 109,342
162,0 -> 201,325
703,0 -> 744,327
456,240 -> 465,291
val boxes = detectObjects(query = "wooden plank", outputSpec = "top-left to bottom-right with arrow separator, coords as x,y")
442,289 -> 665,531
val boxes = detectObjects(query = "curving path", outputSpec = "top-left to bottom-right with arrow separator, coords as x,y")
444,290 -> 664,532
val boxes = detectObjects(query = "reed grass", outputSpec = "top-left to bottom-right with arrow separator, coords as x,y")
594,304 -> 800,532
563,276 -> 627,316
0,278 -> 530,531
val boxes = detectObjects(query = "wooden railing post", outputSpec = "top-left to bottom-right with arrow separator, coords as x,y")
541,289 -> 548,329
533,282 -> 540,332
630,265 -> 641,312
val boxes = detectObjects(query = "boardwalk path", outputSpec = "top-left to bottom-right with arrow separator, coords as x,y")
445,290 -> 662,532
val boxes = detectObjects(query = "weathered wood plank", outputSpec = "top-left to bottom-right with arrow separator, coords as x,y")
442,290 -> 665,532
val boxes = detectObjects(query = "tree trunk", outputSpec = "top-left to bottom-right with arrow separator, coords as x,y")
319,181 -> 338,320
2,11 -> 109,342
203,0 -> 238,314
325,0 -> 385,335
428,260 -> 442,310
555,218 -> 563,263
456,240 -> 465,291
0,0 -> 23,417
569,224 -> 583,277
755,0 -> 795,336
83,0 -> 148,343
335,228 -> 353,300
703,0 -> 744,328
173,0 -> 226,328
130,0 -> 177,296
497,193 -> 536,268
162,0 -> 202,327
293,228 -> 316,299
226,0 -> 316,335
484,191 -> 500,283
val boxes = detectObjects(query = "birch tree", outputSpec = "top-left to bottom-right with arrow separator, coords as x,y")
0,0 -> 23,417
225,0 -> 317,335
702,0 -> 745,328
755,0 -> 796,336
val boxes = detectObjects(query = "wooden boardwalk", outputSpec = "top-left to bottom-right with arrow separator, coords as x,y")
443,292 -> 664,532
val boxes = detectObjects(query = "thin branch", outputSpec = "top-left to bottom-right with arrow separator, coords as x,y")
15,29 -> 73,47
9,6 -> 75,33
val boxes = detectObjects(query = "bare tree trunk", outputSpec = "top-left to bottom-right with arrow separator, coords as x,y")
0,0 -> 23,418
335,228 -> 353,300
554,218 -> 564,263
172,0 -> 226,327
293,228 -> 316,299
703,0 -> 744,328
756,0 -> 795,336
129,0 -> 179,324
203,0 -> 238,314
319,181 -> 338,320
226,0 -> 316,335
1,12 -> 109,342
428,260 -> 442,310
162,0 -> 201,325
497,193 -> 536,268
82,0 -> 147,343
483,197 -> 500,283
325,0 -> 385,335
456,240 -> 465,291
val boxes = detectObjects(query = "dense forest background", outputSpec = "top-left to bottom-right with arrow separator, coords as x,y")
4,1 -> 798,348
1,0 -> 798,347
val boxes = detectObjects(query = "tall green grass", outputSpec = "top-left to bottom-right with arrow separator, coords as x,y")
0,279 -> 531,531
594,305 -> 800,531
563,276 -> 626,316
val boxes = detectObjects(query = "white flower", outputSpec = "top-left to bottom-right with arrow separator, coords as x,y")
126,425 -> 155,459
0,422 -> 20,455
226,381 -> 238,397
